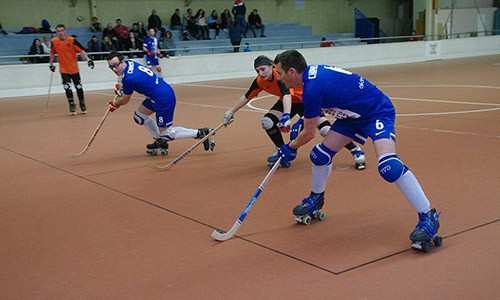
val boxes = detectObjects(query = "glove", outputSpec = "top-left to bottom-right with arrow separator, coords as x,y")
108,99 -> 120,112
87,59 -> 95,69
278,113 -> 291,133
278,143 -> 297,162
49,64 -> 55,72
223,111 -> 234,126
113,83 -> 123,97
290,118 -> 304,141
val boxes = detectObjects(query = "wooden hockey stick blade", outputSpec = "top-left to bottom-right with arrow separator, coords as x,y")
70,107 -> 111,158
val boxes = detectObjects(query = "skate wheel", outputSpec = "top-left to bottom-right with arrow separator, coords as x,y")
146,150 -> 158,156
433,236 -> 443,248
160,149 -> 168,156
316,211 -> 326,221
355,163 -> 366,170
302,215 -> 312,225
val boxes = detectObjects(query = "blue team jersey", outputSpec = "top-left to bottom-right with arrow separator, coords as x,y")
143,36 -> 158,57
122,60 -> 172,100
302,65 -> 394,121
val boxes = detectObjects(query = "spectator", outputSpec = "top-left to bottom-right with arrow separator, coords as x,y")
113,18 -> 129,50
247,9 -> 265,38
137,22 -> 148,40
90,16 -> 102,32
221,9 -> 232,31
0,23 -> 7,35
183,8 -> 197,39
102,23 -> 117,43
148,9 -> 162,31
170,8 -> 182,31
159,30 -> 176,56
28,38 -> 48,63
208,9 -> 220,39
195,9 -> 209,40
130,22 -> 146,41
126,32 -> 142,57
87,35 -> 101,60
320,37 -> 335,47
39,19 -> 53,33
228,19 -> 243,52
232,0 -> 247,37
41,36 -> 51,53
101,35 -> 117,52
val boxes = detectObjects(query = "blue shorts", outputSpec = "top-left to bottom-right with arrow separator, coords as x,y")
145,56 -> 159,66
330,111 -> 396,145
142,94 -> 176,128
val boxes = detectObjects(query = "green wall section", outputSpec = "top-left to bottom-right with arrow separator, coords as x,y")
0,0 -> 398,35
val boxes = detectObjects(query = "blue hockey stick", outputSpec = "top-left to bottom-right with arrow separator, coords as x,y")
211,157 -> 282,241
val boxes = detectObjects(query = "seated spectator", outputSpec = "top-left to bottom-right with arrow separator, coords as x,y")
0,23 -> 7,35
114,18 -> 129,50
195,9 -> 209,40
41,36 -> 51,53
220,9 -> 232,31
126,32 -> 142,57
39,19 -> 53,33
183,8 -> 197,39
159,30 -> 176,56
320,37 -> 335,47
102,23 -> 117,42
87,35 -> 101,60
90,16 -> 102,32
170,8 -> 182,31
101,35 -> 117,52
148,9 -> 162,31
208,9 -> 220,39
28,38 -> 49,63
247,9 -> 265,38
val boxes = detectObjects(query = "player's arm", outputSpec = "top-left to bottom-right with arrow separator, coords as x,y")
74,38 -> 94,68
277,79 -> 292,130
289,116 -> 319,150
49,42 -> 56,71
223,79 -> 260,126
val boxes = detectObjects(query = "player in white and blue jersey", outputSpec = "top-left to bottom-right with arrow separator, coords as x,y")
143,28 -> 162,77
273,50 -> 442,252
106,51 -> 214,155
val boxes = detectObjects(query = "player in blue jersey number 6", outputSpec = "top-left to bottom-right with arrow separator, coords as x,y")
273,50 -> 442,252
106,51 -> 215,156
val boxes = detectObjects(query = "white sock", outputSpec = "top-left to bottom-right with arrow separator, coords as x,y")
395,170 -> 431,213
311,164 -> 332,194
165,126 -> 197,140
143,117 -> 160,139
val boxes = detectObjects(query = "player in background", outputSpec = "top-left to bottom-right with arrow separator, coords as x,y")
143,28 -> 162,78
106,51 -> 214,155
273,50 -> 441,251
49,24 -> 94,115
223,55 -> 366,169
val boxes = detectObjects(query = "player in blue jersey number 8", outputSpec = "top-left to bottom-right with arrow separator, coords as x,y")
273,50 -> 442,252
106,51 -> 215,156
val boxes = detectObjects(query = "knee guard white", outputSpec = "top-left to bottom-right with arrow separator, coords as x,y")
261,114 -> 278,130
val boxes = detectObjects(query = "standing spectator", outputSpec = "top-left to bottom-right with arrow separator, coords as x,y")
247,9 -> 265,37
113,18 -> 129,50
195,9 -> 209,40
220,9 -> 232,31
232,0 -> 246,18
170,8 -> 182,31
28,38 -> 48,63
148,9 -> 162,31
49,24 -> 94,115
87,35 -> 101,60
39,19 -> 53,33
208,9 -> 220,39
90,16 -> 102,32
159,30 -> 176,57
228,19 -> 243,52
319,37 -> 334,47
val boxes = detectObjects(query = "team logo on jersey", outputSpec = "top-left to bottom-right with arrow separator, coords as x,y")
321,107 -> 361,119
308,65 -> 318,79
127,61 -> 134,74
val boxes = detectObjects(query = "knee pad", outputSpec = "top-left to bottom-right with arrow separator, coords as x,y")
261,113 -> 279,130
310,144 -> 336,166
318,119 -> 331,137
63,83 -> 71,90
378,154 -> 408,183
133,111 -> 148,126
160,126 -> 175,141
75,83 -> 83,89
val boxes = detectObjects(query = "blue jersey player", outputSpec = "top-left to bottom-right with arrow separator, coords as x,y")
143,28 -> 162,77
273,50 -> 441,252
106,51 -> 215,155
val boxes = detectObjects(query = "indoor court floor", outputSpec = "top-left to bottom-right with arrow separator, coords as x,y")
1,55 -> 499,299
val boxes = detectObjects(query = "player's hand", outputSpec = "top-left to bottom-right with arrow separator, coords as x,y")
49,64 -> 55,72
223,111 -> 234,126
108,99 -> 120,112
278,113 -> 291,133
290,118 -> 304,141
278,143 -> 297,162
87,59 -> 95,69
113,83 -> 123,97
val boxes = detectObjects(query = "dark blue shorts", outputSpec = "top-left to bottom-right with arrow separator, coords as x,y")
330,111 -> 396,145
142,94 -> 176,128
145,56 -> 159,66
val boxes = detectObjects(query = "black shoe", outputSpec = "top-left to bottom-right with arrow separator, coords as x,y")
79,101 -> 87,114
68,102 -> 77,116
146,138 -> 169,156
196,128 -> 216,151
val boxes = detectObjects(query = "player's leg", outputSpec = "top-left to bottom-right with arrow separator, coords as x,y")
61,73 -> 76,115
262,101 -> 286,164
370,117 -> 440,250
344,141 -> 366,170
71,73 -> 86,114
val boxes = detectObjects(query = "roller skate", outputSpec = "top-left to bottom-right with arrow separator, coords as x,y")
293,192 -> 326,225
146,138 -> 169,156
266,150 -> 291,168
196,128 -> 216,151
410,208 -> 442,252
79,101 -> 87,114
68,101 -> 77,116
350,146 -> 366,170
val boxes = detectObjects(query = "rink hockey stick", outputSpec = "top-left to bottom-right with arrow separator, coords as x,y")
70,106 -> 112,157
44,71 -> 54,113
156,122 -> 224,171
211,157 -> 282,242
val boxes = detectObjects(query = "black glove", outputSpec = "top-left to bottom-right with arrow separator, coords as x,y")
87,59 -> 95,69
49,64 -> 55,72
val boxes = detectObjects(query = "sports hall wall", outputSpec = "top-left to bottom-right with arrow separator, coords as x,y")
0,0 -> 398,35
1,35 -> 499,98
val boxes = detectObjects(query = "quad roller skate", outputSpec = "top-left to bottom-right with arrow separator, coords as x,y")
196,128 -> 216,151
351,147 -> 366,170
68,101 -> 77,116
146,138 -> 169,156
266,150 -> 291,168
410,208 -> 443,252
79,101 -> 87,114
293,192 -> 326,225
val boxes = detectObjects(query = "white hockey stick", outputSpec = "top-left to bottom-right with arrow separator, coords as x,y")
211,157 -> 282,241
